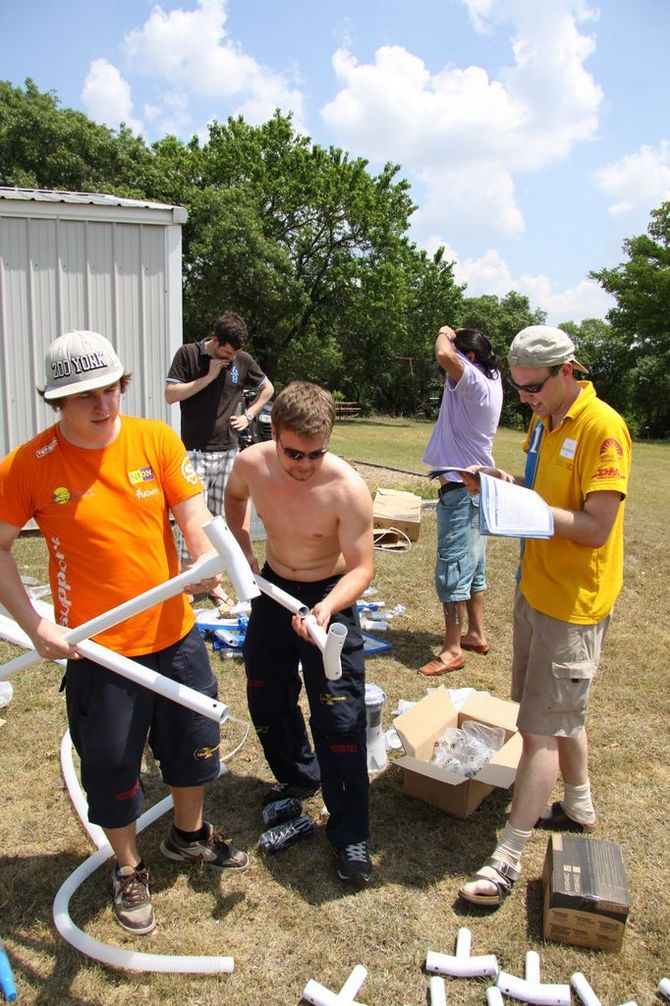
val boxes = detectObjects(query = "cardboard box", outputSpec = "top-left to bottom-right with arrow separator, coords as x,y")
373,488 -> 422,542
543,834 -> 630,952
393,687 -> 522,818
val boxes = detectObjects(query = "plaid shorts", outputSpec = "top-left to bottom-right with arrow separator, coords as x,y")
178,448 -> 238,565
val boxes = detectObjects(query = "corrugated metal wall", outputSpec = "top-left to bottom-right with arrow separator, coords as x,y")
0,192 -> 185,457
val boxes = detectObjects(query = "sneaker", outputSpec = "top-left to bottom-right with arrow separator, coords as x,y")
160,821 -> 249,871
262,780 -> 321,806
335,842 -> 373,884
111,862 -> 156,935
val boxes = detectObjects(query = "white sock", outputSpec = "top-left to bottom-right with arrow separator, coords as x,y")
562,781 -> 596,824
491,821 -> 533,870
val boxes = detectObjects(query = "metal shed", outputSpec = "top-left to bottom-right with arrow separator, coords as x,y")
0,187 -> 187,457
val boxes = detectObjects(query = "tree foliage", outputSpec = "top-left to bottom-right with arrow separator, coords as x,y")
591,202 -> 670,436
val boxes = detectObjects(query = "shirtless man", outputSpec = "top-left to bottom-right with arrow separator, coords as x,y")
224,381 -> 374,883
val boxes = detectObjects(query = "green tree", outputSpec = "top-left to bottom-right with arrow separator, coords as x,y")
457,291 -> 545,427
0,79 -> 151,196
591,202 -> 670,437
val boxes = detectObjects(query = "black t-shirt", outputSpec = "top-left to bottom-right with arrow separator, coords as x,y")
166,341 -> 268,451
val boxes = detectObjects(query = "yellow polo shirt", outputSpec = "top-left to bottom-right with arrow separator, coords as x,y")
520,382 -> 631,624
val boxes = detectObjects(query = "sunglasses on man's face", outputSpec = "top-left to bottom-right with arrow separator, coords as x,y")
507,365 -> 561,395
278,436 -> 328,462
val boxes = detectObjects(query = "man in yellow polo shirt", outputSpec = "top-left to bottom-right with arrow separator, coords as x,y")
459,325 -> 631,908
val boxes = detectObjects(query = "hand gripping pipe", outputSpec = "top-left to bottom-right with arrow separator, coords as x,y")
497,950 -> 571,1006
0,941 -> 17,1003
425,926 -> 499,979
302,964 -> 368,1006
254,574 -> 347,681
0,516 -> 259,682
1,596 -> 229,725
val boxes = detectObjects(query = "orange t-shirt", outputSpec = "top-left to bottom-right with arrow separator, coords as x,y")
0,417 -> 204,655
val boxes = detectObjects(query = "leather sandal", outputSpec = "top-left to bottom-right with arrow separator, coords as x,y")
460,639 -> 490,655
535,800 -> 596,833
418,654 -> 466,676
459,857 -> 520,907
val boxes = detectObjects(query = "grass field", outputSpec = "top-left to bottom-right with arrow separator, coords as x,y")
0,418 -> 668,1005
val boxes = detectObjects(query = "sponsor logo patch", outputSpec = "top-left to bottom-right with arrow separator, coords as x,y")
36,438 -> 58,459
599,437 -> 623,458
594,466 -> 622,480
128,466 -> 155,485
53,486 -> 71,505
320,693 -> 347,706
194,745 -> 218,761
181,456 -> 200,485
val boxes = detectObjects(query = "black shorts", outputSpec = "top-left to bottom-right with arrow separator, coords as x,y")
66,626 -> 220,828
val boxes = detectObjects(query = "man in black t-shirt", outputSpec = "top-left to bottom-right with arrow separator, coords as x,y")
165,311 -> 273,610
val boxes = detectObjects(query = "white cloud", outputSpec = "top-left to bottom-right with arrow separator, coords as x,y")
594,141 -> 670,218
321,0 -> 602,242
122,0 -> 306,130
81,59 -> 142,133
431,243 -> 613,324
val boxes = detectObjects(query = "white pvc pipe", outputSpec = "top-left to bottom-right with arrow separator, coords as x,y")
430,975 -> 447,1006
455,926 -> 472,958
254,574 -> 347,681
53,779 -> 234,974
202,515 -> 260,603
426,948 -> 498,979
339,965 -> 368,1000
0,516 -> 254,681
525,951 -> 541,985
659,979 -> 670,1001
301,978 -> 365,1006
75,638 -> 229,723
487,989 -> 505,1006
571,972 -> 601,1006
60,731 -> 107,849
497,972 -> 571,1006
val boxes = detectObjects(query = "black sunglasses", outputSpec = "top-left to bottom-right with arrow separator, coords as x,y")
507,365 -> 561,395
278,436 -> 328,461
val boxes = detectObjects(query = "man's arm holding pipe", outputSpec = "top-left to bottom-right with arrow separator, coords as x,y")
0,519 -> 77,661
172,494 -> 226,593
293,478 -> 374,642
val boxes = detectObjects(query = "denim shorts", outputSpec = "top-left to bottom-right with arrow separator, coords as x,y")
434,486 -> 486,603
511,590 -> 610,737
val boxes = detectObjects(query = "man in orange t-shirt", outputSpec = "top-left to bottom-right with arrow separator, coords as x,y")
0,331 -> 249,937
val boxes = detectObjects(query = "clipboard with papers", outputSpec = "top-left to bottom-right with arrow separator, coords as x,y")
428,467 -> 554,539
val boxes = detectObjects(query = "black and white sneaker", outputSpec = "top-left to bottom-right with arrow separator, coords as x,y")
262,780 -> 320,806
335,841 -> 373,884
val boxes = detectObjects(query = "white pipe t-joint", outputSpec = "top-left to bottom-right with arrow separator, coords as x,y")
302,964 -> 368,1006
497,951 -> 570,1006
425,927 -> 498,979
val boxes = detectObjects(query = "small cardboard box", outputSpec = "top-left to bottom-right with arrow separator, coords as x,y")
392,686 -> 522,818
373,487 -> 422,542
543,834 -> 630,952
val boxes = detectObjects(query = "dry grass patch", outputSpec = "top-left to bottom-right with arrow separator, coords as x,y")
0,427 -> 668,1005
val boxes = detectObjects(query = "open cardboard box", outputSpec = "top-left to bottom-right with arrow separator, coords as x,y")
393,686 -> 522,817
373,487 -> 422,542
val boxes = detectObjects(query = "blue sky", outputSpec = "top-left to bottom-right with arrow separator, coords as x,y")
2,0 -> 669,325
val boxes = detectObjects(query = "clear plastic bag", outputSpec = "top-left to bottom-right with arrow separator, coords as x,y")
431,720 -> 506,777
0,681 -> 13,709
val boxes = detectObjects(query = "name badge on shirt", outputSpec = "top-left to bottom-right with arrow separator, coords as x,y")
560,437 -> 577,460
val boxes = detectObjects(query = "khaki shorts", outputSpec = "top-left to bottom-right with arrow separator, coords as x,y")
511,590 -> 610,737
